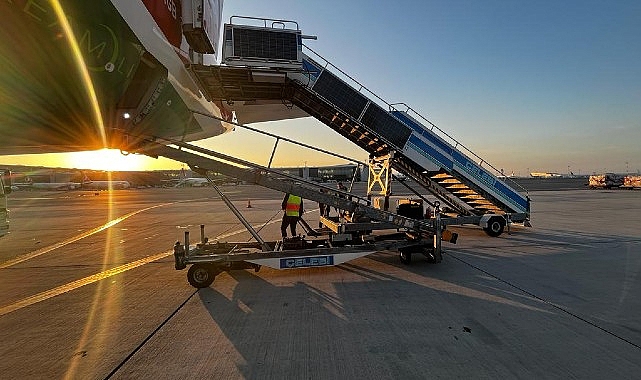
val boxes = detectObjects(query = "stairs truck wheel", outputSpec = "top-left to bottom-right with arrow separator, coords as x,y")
187,264 -> 216,288
399,249 -> 412,265
484,216 -> 506,237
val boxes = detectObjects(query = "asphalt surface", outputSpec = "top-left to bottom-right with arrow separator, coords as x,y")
0,181 -> 639,379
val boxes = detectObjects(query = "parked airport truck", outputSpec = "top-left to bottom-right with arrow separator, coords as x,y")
0,170 -> 11,237
589,173 -> 624,189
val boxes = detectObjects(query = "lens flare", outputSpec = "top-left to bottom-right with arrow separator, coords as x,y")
48,3 -> 118,377
49,0 -> 107,146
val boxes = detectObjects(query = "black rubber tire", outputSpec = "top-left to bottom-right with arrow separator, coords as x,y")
399,250 -> 412,265
423,248 -> 438,263
187,264 -> 216,288
484,216 -> 506,237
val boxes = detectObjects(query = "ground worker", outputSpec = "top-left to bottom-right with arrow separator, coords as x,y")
335,181 -> 348,216
281,193 -> 303,239
318,188 -> 330,228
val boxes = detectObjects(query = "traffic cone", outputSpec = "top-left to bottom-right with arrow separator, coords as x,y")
247,200 -> 252,208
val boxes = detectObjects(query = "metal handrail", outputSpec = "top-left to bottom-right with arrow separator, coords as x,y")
176,109 -> 419,198
302,44 -> 390,112
229,16 -> 299,31
188,108 -> 366,167
389,103 -> 529,195
301,44 -> 528,196
156,137 -> 370,204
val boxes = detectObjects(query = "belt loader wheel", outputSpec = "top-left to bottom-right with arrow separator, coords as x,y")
399,249 -> 412,265
187,264 -> 217,288
483,216 -> 506,237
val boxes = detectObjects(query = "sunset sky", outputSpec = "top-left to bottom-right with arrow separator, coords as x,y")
1,0 -> 639,175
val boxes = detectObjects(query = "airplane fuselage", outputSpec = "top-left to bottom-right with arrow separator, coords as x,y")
82,180 -> 131,190
0,0 -> 231,155
30,182 -> 81,190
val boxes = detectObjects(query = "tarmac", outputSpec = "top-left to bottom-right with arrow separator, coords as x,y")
0,180 -> 639,379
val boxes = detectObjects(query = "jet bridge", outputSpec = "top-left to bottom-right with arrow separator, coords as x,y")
185,17 -> 530,237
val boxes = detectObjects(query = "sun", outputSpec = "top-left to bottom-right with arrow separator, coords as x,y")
65,149 -> 152,171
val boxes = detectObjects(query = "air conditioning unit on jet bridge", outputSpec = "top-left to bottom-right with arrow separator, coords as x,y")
223,21 -> 303,70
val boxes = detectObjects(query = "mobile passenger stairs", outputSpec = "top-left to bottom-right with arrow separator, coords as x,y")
138,17 -> 531,288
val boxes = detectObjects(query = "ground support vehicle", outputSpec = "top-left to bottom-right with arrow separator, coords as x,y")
173,221 -> 447,289
589,173 -> 624,189
0,170 -> 11,238
136,140 -> 466,288
622,176 -> 641,189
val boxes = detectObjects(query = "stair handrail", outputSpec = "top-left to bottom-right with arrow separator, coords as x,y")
229,15 -> 299,31
389,102 -> 529,196
302,44 -> 391,113
302,44 -> 528,196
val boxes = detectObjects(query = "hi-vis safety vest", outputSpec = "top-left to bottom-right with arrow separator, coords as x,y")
285,195 -> 302,216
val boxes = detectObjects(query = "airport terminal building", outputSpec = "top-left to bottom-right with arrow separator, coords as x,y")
276,164 -> 362,182
1,163 -> 363,188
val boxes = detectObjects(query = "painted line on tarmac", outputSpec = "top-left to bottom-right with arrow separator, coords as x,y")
0,220 -> 283,317
0,197 -> 272,269
0,251 -> 171,317
0,203 -> 178,269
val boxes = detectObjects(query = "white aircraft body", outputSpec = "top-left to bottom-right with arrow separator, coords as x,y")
30,182 -> 82,191
82,180 -> 131,190
174,177 -> 210,187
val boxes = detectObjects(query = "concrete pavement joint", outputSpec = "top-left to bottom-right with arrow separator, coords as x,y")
446,251 -> 641,350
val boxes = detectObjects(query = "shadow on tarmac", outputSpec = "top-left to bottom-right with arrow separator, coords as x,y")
192,228 -> 641,379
